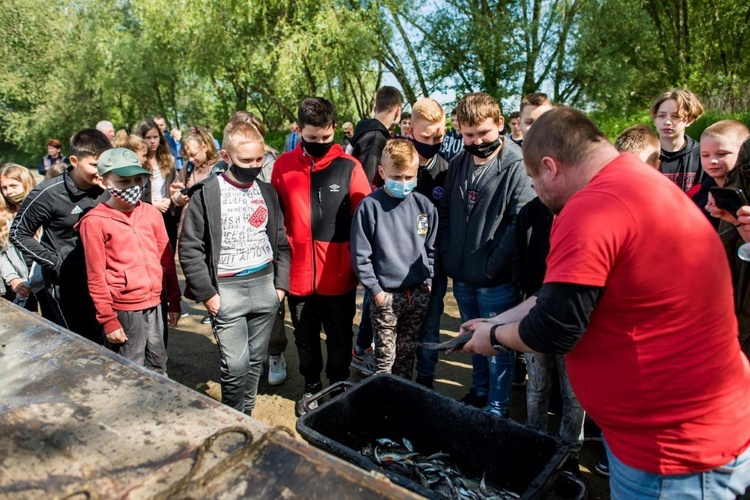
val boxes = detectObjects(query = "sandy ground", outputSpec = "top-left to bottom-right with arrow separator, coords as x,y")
167,277 -> 610,499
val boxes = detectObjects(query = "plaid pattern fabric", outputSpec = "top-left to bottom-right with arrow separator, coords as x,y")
107,184 -> 143,205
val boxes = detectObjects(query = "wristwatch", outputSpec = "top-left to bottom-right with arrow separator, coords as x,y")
489,324 -> 512,353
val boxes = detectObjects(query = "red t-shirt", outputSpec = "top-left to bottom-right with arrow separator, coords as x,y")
545,153 -> 750,474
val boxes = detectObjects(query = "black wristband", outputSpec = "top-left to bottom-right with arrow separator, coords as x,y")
489,324 -> 511,353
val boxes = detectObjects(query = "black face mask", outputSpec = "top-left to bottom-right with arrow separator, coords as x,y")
301,138 -> 335,158
464,137 -> 502,159
412,137 -> 442,160
229,165 -> 261,185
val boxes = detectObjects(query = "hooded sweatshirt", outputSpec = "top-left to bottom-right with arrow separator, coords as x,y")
438,139 -> 535,287
349,118 -> 391,187
659,135 -> 704,193
77,201 -> 181,334
272,143 -> 371,297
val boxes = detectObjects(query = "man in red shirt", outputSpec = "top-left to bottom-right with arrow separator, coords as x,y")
461,107 -> 750,498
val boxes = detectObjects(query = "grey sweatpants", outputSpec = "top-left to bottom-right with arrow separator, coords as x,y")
107,306 -> 167,374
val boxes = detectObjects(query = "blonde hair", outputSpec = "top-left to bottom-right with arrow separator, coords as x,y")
649,89 -> 704,122
615,124 -> 661,167
411,98 -> 445,125
222,122 -> 264,155
0,163 -> 38,248
701,120 -> 750,147
381,139 -> 417,171
456,93 -> 501,127
112,129 -> 129,147
181,127 -> 219,165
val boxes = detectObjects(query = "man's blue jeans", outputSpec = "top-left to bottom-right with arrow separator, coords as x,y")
453,281 -> 516,417
605,440 -> 750,499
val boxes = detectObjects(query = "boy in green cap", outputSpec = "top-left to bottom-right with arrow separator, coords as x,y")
78,148 -> 182,373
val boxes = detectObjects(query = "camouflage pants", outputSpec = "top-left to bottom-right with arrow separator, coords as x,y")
370,284 -> 431,379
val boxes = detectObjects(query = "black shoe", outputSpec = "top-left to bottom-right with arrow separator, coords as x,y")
513,354 -> 527,387
295,382 -> 323,417
556,456 -> 583,498
459,390 -> 487,408
201,315 -> 212,324
415,374 -> 434,389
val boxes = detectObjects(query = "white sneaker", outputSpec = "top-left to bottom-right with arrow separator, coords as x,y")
268,354 -> 287,385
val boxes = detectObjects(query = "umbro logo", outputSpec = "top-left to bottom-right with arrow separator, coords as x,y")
71,205 -> 83,215
329,184 -> 340,192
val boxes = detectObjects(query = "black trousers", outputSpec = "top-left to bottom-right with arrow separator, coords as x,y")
288,290 -> 356,386
45,282 -> 103,344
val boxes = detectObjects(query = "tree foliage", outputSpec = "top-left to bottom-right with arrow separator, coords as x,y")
1,0 -> 749,159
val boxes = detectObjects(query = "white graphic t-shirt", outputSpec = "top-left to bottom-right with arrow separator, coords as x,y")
217,175 -> 273,276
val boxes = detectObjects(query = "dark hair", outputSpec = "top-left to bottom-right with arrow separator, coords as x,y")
509,111 -> 520,119
47,138 -> 62,149
228,111 -> 266,137
523,107 -> 609,174
400,112 -> 411,121
297,97 -> 337,129
69,129 -> 112,158
375,86 -> 403,113
520,93 -> 552,114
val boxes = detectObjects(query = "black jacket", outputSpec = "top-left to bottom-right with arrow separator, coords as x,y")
350,118 -> 390,186
511,197 -> 553,300
10,172 -> 105,285
416,154 -> 449,207
178,175 -> 291,303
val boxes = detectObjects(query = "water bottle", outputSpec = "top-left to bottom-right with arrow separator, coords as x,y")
13,281 -> 31,308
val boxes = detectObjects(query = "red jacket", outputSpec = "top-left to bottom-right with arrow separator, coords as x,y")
272,144 -> 370,296
77,202 -> 181,334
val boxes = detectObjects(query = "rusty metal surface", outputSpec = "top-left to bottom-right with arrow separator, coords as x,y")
0,300 -> 420,499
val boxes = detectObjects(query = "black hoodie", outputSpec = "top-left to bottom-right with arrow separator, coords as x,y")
350,118 -> 390,187
659,135 -> 704,193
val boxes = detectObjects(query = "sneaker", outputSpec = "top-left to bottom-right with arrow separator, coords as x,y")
415,374 -> 434,389
295,382 -> 323,417
180,310 -> 189,318
594,456 -> 610,477
268,354 -> 287,386
201,315 -> 212,324
350,347 -> 375,375
459,389 -> 487,408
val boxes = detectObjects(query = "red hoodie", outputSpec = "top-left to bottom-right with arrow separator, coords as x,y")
272,143 -> 370,296
77,202 -> 181,334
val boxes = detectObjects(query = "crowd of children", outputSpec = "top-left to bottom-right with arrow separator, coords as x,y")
2,87 -> 750,489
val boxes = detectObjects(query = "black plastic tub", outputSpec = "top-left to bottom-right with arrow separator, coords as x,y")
296,374 -> 582,499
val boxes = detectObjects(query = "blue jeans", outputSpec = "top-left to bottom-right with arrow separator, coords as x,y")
212,271 -> 278,414
525,353 -> 584,452
605,440 -> 750,499
453,281 -> 516,417
415,270 -> 448,378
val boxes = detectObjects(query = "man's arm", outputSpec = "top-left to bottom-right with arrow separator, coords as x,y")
9,182 -> 63,276
462,283 -> 603,356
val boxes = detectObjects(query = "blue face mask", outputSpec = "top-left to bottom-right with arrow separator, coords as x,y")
385,177 -> 417,199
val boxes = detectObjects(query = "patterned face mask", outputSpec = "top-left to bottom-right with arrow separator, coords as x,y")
107,184 -> 142,205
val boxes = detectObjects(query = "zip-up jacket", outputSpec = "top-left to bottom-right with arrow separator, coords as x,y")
76,202 -> 181,334
10,172 -> 106,286
659,135 -> 704,193
350,118 -> 391,187
179,175 -> 290,303
438,139 -> 535,287
272,143 -> 370,297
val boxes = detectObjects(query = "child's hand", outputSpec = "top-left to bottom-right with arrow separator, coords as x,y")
167,311 -> 180,327
9,278 -> 31,298
106,328 -> 128,344
736,206 -> 750,242
204,294 -> 221,316
373,291 -> 386,307
153,198 -> 171,213
276,289 -> 286,302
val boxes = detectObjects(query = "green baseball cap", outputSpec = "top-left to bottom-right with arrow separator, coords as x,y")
97,148 -> 151,177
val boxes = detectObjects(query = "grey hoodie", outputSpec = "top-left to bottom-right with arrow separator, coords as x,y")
438,138 -> 535,287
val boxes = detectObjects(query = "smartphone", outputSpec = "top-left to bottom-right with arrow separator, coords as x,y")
709,187 -> 749,215
180,187 -> 190,195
